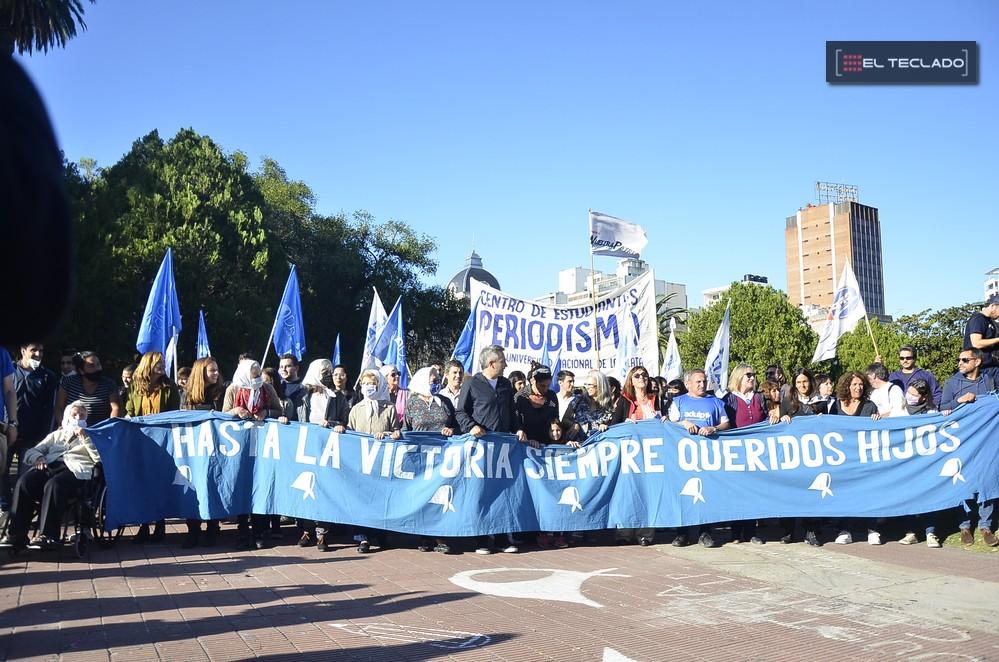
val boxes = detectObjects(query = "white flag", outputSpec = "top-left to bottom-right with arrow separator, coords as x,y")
704,301 -> 731,395
660,317 -> 682,381
589,211 -> 648,258
811,262 -> 868,363
358,287 -> 388,380
616,313 -> 642,382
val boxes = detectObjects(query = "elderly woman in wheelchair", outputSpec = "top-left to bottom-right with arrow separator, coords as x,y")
0,400 -> 101,551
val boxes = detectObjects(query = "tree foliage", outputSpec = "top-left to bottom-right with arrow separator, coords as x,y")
678,283 -> 817,377
53,128 -> 466,377
892,303 -> 978,384
833,319 -> 906,375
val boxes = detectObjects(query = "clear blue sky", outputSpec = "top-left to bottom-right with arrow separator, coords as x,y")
18,1 -> 998,317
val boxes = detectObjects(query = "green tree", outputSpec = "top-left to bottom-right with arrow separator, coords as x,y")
2,0 -> 93,55
678,283 -> 817,378
893,303 -> 978,383
833,318 -> 907,375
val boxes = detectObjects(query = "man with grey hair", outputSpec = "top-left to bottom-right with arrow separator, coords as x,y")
455,345 -> 525,554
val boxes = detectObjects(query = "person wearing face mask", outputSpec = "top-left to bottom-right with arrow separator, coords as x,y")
224,357 -> 282,549
405,366 -> 458,553
348,370 -> 402,553
55,351 -> 121,426
223,358 -> 282,422
4,343 -> 58,515
0,401 -> 100,551
126,351 -> 181,543
896,378 -> 943,548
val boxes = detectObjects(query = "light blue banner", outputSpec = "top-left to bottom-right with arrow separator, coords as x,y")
87,396 -> 999,534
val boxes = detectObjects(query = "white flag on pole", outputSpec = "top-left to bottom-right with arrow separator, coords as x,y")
358,287 -> 389,379
704,301 -> 731,395
589,211 -> 649,258
811,262 -> 868,363
660,317 -> 682,381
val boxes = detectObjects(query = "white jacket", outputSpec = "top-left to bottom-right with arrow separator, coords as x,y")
23,428 -> 102,480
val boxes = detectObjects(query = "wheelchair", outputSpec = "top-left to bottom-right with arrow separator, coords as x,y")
1,462 -> 123,558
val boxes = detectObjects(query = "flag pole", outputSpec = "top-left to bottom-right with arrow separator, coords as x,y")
261,320 -> 276,368
864,314 -> 881,361
588,209 -> 602,368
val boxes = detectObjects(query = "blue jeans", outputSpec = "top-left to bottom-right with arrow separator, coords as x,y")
960,496 -> 994,531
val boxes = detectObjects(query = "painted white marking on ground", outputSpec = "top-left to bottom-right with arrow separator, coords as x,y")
448,567 -> 630,608
329,622 -> 490,649
603,647 -> 639,662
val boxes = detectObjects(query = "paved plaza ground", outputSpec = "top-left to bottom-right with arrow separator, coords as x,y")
2,523 -> 997,661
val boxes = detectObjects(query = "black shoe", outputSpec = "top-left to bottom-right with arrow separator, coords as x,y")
434,542 -> 452,554
417,538 -> 433,552
29,535 -> 60,551
671,534 -> 688,547
203,528 -> 218,547
357,540 -> 370,554
181,531 -> 199,549
780,534 -> 793,544
298,531 -> 314,548
698,532 -> 715,548
750,536 -> 764,545
132,525 -> 150,544
149,522 -> 166,543
316,535 -> 328,552
805,530 -> 821,547
638,537 -> 653,547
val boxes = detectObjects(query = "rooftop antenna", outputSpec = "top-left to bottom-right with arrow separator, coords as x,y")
816,181 -> 859,205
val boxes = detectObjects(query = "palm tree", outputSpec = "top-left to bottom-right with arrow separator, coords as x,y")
656,292 -> 686,364
2,0 -> 94,56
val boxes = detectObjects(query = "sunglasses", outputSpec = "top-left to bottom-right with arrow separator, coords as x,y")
584,383 -> 597,388
899,356 -> 914,361
744,373 -> 756,378
632,374 -> 649,380
959,357 -> 976,363
389,372 -> 400,377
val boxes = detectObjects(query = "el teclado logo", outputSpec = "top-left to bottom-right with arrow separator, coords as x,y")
827,41 -> 978,84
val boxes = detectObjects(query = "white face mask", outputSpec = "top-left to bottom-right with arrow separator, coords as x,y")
67,418 -> 87,431
361,384 -> 378,399
248,377 -> 264,390
28,358 -> 42,370
905,393 -> 922,406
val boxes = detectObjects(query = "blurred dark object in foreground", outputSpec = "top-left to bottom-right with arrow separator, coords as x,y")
0,55 -> 73,345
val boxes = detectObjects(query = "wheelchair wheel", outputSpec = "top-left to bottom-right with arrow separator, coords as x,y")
93,484 -> 123,547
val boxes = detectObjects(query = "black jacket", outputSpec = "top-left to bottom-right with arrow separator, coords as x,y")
455,373 -> 515,433
13,364 -> 58,443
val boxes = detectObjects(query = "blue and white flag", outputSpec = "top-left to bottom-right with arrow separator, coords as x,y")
704,301 -> 731,395
331,333 -> 341,366
269,265 -> 306,361
196,309 -> 211,359
88,398 -> 999,534
812,262 -> 868,363
615,312 -> 643,382
136,247 -> 183,376
660,317 -> 682,381
372,297 -> 409,388
359,288 -> 388,379
589,210 -> 648,258
451,303 -> 477,374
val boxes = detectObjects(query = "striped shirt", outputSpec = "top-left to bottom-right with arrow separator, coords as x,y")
62,374 -> 116,425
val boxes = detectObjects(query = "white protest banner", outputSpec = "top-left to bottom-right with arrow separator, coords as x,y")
471,271 -> 659,376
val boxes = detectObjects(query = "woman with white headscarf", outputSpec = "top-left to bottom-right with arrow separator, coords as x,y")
0,401 -> 100,551
223,357 -> 280,549
404,367 -> 457,437
404,366 -> 459,554
223,358 -> 281,421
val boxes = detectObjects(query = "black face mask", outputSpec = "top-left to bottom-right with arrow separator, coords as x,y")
320,374 -> 334,388
83,369 -> 103,382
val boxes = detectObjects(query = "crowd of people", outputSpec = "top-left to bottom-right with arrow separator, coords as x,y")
0,295 -> 997,555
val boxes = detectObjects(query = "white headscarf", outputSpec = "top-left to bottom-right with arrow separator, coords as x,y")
62,400 -> 89,432
232,359 -> 261,389
360,369 -> 389,402
408,367 -> 439,399
302,359 -> 334,394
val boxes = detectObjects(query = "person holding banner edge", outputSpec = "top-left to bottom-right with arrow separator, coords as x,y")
613,366 -> 661,545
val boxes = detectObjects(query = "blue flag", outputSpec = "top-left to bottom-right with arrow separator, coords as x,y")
331,333 -> 341,366
136,247 -> 183,375
371,297 -> 409,388
451,303 -> 477,374
196,309 -> 211,359
270,265 -> 306,360
88,398 -> 999,534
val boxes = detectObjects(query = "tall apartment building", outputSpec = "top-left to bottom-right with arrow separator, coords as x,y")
785,201 -> 886,317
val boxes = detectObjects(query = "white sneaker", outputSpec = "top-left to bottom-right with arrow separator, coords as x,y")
834,531 -> 853,544
474,547 -> 493,555
501,544 -> 519,553
867,531 -> 882,545
899,532 -> 919,545
926,533 -> 942,548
